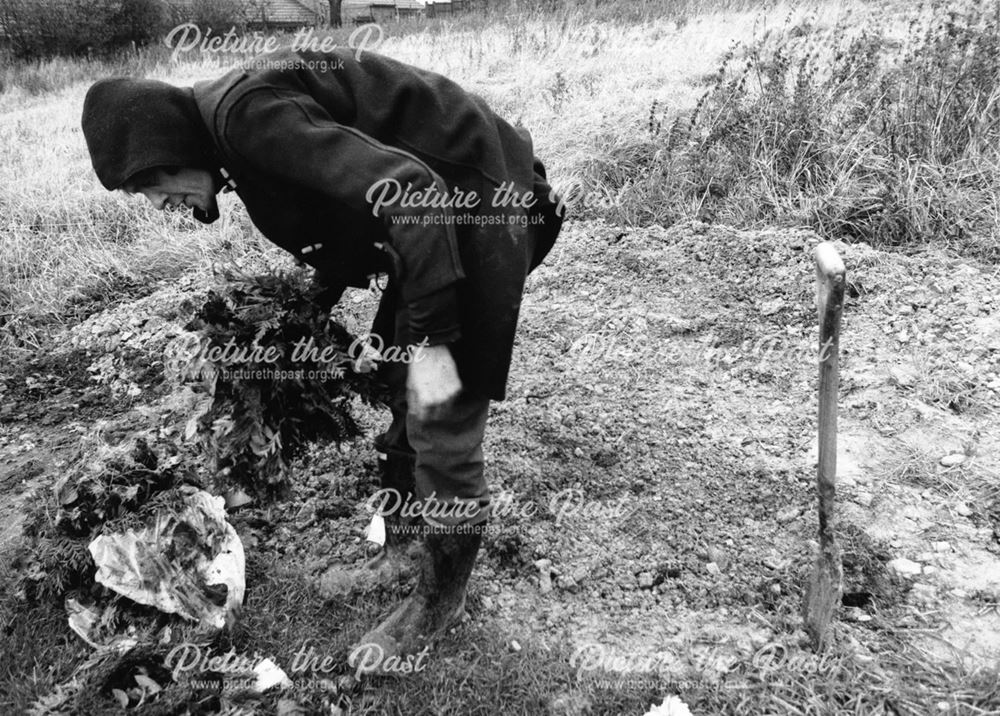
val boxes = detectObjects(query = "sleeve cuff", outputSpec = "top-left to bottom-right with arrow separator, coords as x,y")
407,284 -> 462,346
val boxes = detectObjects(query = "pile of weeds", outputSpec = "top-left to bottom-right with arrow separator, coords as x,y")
4,435 -> 255,714
171,267 -> 389,500
13,436 -> 196,607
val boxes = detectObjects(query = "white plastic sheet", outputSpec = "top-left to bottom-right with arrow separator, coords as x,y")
89,488 -> 245,630
643,696 -> 693,716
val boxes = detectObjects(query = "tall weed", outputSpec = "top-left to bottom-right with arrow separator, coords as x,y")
588,0 -> 1000,257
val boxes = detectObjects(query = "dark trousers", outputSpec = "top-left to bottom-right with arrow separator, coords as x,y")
371,281 -> 491,528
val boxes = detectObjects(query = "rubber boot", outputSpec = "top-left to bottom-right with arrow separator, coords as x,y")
318,450 -> 424,599
348,524 -> 484,676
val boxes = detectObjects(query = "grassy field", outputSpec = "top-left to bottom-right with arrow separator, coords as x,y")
1,0 -> 999,714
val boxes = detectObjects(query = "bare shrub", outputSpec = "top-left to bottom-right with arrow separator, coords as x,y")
0,0 -> 167,58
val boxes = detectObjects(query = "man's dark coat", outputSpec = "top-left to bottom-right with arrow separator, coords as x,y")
191,48 -> 563,400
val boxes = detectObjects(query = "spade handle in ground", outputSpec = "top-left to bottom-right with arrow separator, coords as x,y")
805,241 -> 846,650
815,242 -> 845,532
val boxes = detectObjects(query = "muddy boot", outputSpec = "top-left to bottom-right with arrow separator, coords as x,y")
348,524 -> 483,676
318,450 -> 424,599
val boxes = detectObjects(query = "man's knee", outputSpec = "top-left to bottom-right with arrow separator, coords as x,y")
406,394 -> 491,519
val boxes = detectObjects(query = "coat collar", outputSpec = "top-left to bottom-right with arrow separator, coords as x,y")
192,66 -> 250,150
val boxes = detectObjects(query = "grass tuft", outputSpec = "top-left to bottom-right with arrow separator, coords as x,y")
580,0 -> 1000,258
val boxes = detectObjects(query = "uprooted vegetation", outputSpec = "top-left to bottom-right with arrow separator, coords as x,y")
2,268 -> 389,713
15,265 -> 384,597
172,268 -> 388,499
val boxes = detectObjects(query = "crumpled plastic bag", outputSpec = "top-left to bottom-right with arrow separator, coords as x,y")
65,596 -> 103,648
88,488 -> 245,630
65,595 -> 140,652
253,658 -> 292,692
643,695 -> 693,716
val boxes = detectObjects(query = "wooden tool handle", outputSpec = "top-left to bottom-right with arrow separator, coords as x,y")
815,242 -> 845,536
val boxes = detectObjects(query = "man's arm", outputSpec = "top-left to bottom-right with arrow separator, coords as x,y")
222,86 -> 465,413
223,86 -> 465,300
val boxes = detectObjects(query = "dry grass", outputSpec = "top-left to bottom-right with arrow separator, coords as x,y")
577,0 -> 1000,257
0,0 -> 864,364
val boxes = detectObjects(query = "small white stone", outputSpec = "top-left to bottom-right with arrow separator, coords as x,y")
761,299 -> 783,316
706,562 -> 721,575
955,503 -> 972,516
777,506 -> 801,523
909,583 -> 936,606
889,366 -> 917,387
707,547 -> 729,570
763,555 -> 790,570
940,454 -> 966,467
534,559 -> 553,595
888,558 -> 922,577
853,491 -> 874,507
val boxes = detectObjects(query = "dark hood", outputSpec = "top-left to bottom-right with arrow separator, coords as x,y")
81,77 -> 221,222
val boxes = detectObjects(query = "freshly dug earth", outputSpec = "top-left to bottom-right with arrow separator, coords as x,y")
1,220 -> 999,713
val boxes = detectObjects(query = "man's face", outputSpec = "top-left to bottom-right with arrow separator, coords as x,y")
124,167 -> 215,213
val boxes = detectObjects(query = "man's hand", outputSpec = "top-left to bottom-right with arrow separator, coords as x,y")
407,344 -> 462,421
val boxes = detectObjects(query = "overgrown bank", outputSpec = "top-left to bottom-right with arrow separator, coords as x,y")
576,0 -> 1000,258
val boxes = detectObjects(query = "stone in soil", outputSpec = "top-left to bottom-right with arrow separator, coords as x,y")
887,557 -> 922,577
707,546 -> 729,570
776,506 -> 801,523
535,559 -> 554,594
